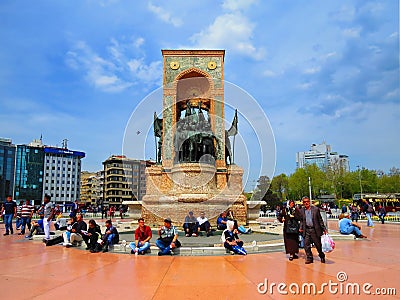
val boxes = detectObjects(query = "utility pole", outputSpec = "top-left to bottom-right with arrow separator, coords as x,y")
308,177 -> 312,202
357,165 -> 363,199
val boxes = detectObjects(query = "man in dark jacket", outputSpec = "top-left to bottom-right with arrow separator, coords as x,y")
299,196 -> 327,264
91,219 -> 119,253
70,213 -> 87,246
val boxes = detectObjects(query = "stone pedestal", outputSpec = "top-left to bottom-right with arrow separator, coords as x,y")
122,201 -> 143,220
246,201 -> 264,222
142,163 -> 247,226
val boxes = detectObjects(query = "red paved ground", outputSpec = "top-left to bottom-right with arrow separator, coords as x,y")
0,220 -> 399,299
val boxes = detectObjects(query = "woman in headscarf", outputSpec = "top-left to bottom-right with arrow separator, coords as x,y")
278,200 -> 301,261
222,220 -> 247,255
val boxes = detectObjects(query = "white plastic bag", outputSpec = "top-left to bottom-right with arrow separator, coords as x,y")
321,234 -> 335,253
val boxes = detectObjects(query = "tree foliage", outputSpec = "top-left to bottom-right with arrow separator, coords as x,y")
254,165 -> 400,203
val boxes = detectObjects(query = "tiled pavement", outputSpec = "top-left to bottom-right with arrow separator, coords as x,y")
0,219 -> 399,299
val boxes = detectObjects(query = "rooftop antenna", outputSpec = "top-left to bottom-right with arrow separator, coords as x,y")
62,139 -> 68,149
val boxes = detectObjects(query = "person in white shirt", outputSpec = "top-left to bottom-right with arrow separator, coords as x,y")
197,212 -> 213,237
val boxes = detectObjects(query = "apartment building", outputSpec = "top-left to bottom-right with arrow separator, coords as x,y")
103,155 -> 153,206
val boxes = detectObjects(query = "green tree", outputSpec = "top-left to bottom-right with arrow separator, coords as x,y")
341,171 -> 358,199
287,167 -> 308,200
378,169 -> 400,192
325,157 -> 347,198
251,175 -> 282,211
251,175 -> 270,202
304,164 -> 327,199
270,173 -> 289,201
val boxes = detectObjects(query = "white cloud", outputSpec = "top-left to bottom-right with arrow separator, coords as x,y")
303,67 -> 321,74
342,27 -> 361,37
297,82 -> 314,90
263,69 -> 279,77
190,13 -> 265,60
222,0 -> 258,11
385,88 -> 399,100
134,37 -> 145,48
65,37 -> 162,93
147,2 -> 182,27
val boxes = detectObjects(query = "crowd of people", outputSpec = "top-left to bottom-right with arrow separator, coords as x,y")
1,194 -> 385,260
276,197 -> 384,264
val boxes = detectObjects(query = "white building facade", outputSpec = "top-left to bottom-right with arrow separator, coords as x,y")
296,142 -> 349,171
43,147 -> 85,206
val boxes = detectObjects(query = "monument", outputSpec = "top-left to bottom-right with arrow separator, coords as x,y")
142,50 -> 247,225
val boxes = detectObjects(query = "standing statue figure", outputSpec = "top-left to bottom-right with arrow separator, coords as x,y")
174,121 -> 185,163
158,136 -> 163,163
153,112 -> 163,163
185,101 -> 192,118
225,130 -> 232,165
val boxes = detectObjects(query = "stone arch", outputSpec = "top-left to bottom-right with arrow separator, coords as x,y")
174,67 -> 214,117
171,68 -> 217,165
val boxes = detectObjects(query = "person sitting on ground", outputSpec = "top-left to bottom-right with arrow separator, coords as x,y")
222,220 -> 247,255
339,213 -> 367,238
156,218 -> 181,256
129,218 -> 152,255
197,212 -> 213,236
226,210 -> 252,234
82,219 -> 102,251
63,213 -> 87,247
55,213 -> 68,231
183,211 -> 199,237
53,204 -> 62,219
217,211 -> 228,230
25,216 -> 44,239
62,216 -> 77,246
91,219 -> 119,253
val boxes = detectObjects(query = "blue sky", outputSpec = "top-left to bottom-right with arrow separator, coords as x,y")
0,0 -> 398,191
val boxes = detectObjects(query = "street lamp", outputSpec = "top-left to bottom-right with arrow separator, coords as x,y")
356,165 -> 363,199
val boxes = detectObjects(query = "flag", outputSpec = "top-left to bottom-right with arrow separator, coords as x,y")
153,112 -> 163,138
227,109 -> 238,137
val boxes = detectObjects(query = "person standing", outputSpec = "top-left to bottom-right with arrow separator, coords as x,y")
129,218 -> 152,255
378,205 -> 386,224
1,195 -> 17,235
69,200 -> 79,218
299,196 -> 327,264
278,200 -> 301,261
43,194 -> 55,241
351,205 -> 359,222
19,199 -> 34,235
15,201 -> 23,231
363,199 -> 375,227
